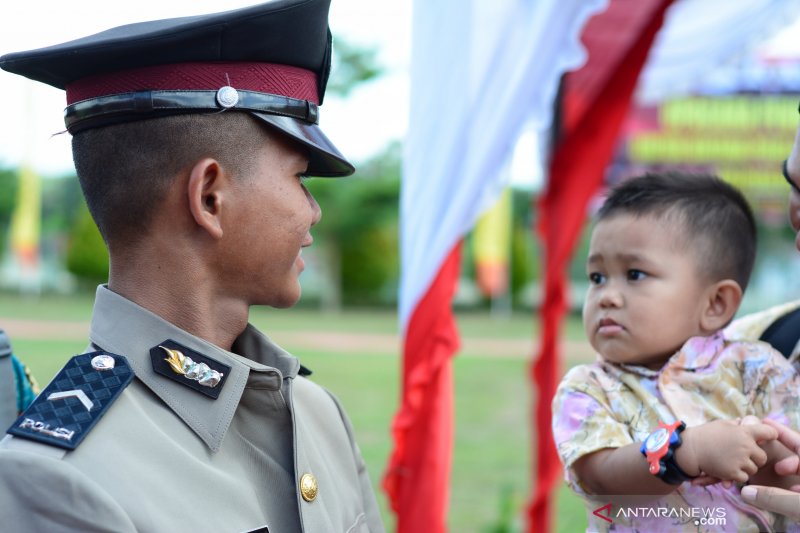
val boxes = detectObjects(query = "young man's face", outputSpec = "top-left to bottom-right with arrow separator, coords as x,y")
220,132 -> 320,308
582,213 -> 711,369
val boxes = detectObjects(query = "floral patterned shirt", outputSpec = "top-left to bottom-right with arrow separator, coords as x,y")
725,299 -> 800,364
552,333 -> 800,532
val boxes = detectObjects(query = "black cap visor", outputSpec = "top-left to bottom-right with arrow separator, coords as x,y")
253,112 -> 354,178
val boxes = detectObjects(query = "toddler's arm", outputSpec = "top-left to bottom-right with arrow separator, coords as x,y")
573,420 -> 776,495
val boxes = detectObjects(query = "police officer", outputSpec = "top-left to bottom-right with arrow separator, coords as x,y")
0,1 -> 385,531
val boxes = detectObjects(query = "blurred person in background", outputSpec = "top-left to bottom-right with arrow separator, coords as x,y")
0,329 -> 38,429
739,108 -> 800,521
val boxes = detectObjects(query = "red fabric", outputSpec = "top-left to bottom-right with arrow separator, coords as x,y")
561,0 -> 667,133
66,62 -> 318,105
383,243 -> 462,532
527,1 -> 676,531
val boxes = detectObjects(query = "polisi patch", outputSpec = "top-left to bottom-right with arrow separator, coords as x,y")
7,351 -> 133,450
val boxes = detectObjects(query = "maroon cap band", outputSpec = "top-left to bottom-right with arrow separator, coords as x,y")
66,62 -> 319,105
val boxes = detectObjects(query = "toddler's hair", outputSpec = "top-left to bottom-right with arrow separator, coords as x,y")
597,172 -> 756,291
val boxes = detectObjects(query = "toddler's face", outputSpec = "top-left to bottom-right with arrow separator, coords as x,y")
582,213 -> 710,369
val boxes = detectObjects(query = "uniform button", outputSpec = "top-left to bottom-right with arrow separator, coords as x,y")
300,473 -> 318,502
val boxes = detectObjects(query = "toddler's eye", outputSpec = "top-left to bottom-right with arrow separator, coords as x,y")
588,272 -> 605,285
627,269 -> 646,281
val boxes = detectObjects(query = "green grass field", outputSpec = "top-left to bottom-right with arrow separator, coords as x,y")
0,292 -> 590,532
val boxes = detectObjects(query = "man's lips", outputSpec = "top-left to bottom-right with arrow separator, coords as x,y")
298,235 -> 313,271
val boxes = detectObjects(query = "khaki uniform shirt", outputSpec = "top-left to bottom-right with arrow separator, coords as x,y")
0,286 -> 385,533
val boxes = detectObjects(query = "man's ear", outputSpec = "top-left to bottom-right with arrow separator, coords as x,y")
187,158 -> 227,239
700,279 -> 742,333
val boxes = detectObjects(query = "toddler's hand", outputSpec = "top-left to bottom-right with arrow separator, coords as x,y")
678,420 -> 777,484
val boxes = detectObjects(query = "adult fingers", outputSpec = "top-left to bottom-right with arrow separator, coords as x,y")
775,454 -> 800,477
764,419 -> 800,453
741,485 -> 800,519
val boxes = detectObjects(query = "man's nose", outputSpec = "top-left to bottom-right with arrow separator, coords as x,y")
303,184 -> 322,226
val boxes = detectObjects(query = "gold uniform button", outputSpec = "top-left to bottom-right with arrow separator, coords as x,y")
300,473 -> 318,502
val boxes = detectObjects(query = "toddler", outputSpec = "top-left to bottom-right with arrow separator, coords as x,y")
552,172 -> 800,532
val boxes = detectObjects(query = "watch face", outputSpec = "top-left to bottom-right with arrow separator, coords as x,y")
645,428 -> 669,452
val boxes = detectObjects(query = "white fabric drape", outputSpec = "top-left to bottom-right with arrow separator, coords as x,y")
638,0 -> 800,103
400,0 -> 608,328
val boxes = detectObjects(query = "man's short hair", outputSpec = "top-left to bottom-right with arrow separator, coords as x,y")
72,112 -> 271,244
597,171 -> 757,291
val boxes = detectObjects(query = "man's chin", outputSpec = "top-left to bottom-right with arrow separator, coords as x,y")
264,288 -> 302,309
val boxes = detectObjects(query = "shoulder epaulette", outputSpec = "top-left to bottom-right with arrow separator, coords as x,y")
6,351 -> 133,450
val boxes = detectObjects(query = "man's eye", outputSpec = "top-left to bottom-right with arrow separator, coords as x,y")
627,269 -> 646,281
588,272 -> 605,285
298,173 -> 310,184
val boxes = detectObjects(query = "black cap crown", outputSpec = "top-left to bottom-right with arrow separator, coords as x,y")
0,0 -> 354,177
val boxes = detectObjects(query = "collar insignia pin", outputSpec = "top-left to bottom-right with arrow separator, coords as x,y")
160,346 -> 224,387
150,341 -> 230,399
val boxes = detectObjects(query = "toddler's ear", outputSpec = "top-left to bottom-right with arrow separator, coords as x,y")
700,279 -> 742,333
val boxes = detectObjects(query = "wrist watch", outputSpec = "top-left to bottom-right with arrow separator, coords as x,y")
640,421 -> 695,485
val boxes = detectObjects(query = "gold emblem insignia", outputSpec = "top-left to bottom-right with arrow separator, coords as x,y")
161,346 -> 186,375
159,346 -> 223,388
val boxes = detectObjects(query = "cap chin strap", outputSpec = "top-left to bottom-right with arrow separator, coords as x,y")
64,88 -> 319,133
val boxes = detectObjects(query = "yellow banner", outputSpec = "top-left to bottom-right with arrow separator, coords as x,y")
9,165 -> 41,267
473,188 -> 511,298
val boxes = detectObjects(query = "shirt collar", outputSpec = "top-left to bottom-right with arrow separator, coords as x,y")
667,333 -> 726,370
609,333 -> 726,377
88,285 -> 300,452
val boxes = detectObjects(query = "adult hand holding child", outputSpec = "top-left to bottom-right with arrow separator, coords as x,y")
741,419 -> 800,520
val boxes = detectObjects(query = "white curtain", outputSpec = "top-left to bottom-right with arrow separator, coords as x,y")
638,0 -> 800,103
400,0 -> 608,327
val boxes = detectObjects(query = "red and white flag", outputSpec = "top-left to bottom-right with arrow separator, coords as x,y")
383,1 -> 608,530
